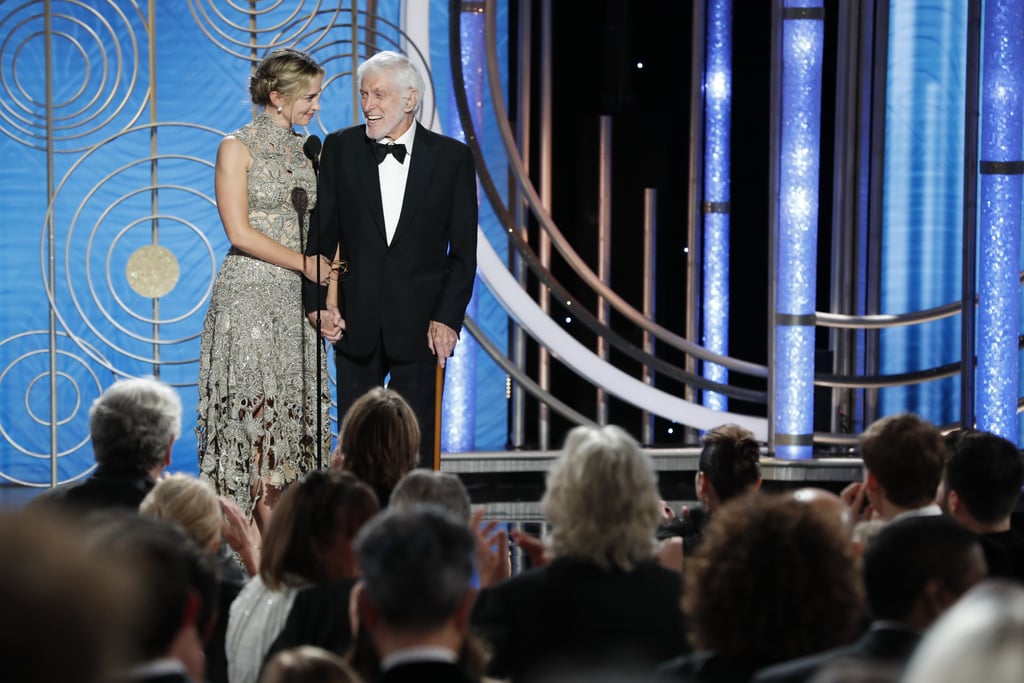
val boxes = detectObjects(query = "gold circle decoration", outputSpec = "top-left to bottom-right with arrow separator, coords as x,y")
125,244 -> 179,298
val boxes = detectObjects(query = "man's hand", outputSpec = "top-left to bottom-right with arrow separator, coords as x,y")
840,481 -> 875,522
427,320 -> 458,368
510,528 -> 549,568
308,307 -> 345,344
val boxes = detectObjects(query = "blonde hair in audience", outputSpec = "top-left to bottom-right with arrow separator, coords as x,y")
260,645 -> 362,683
542,424 -> 660,571
139,473 -> 221,551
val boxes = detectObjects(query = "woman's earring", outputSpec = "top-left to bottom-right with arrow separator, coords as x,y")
276,104 -> 283,114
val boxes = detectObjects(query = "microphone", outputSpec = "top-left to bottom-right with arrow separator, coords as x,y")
303,135 -> 322,174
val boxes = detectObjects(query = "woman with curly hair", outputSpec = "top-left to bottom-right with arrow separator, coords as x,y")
658,493 -> 865,682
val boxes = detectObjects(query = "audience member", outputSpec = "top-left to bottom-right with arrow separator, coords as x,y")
260,645 -> 363,683
753,514 -> 987,683
391,469 -> 511,588
140,474 -> 257,683
228,470 -> 380,683
901,579 -> 1024,683
31,377 -> 181,511
840,413 -> 944,523
333,387 -> 419,506
472,424 -> 688,682
1,509 -> 137,683
354,505 -> 481,683
659,494 -> 864,683
657,424 -> 762,553
88,513 -> 219,683
939,428 -> 1024,581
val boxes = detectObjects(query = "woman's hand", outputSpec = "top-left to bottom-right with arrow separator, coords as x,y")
302,254 -> 334,285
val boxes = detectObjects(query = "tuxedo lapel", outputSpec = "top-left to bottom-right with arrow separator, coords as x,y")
390,123 -> 435,248
356,132 -> 388,243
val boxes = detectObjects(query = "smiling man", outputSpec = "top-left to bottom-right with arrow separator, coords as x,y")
304,51 -> 478,468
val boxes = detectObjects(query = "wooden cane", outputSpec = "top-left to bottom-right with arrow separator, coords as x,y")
433,363 -> 444,471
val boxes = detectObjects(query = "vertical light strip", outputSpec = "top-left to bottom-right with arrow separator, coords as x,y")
441,2 -> 484,452
976,0 -> 1024,439
701,0 -> 732,411
774,1 -> 824,459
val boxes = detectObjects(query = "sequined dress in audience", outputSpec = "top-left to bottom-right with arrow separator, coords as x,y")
197,113 -> 330,518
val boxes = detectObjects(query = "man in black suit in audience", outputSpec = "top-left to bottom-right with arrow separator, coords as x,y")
354,505 -> 480,683
753,515 -> 987,683
91,514 -> 219,683
31,377 -> 180,511
940,428 -> 1024,582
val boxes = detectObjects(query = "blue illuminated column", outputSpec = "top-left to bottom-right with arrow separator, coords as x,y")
701,0 -> 732,411
441,5 -> 483,452
976,0 -> 1024,439
773,1 -> 824,459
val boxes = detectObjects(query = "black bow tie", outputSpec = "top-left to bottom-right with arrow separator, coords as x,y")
373,142 -> 407,164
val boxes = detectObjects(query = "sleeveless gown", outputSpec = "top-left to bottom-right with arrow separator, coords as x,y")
197,113 -> 331,518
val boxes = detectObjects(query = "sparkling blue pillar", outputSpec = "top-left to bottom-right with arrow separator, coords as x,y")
774,1 -> 824,459
441,6 -> 482,452
976,0 -> 1024,439
701,0 -> 732,412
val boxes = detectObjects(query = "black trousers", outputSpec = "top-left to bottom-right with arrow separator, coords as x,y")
334,341 -> 441,469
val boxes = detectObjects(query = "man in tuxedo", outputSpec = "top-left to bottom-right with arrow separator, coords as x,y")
92,514 -> 220,683
305,50 -> 478,468
354,505 -> 480,683
939,429 -> 1024,581
30,377 -> 180,511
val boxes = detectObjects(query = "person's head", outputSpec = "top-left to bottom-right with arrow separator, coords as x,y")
260,469 -> 380,590
541,424 -> 661,571
684,494 -> 864,665
858,412 -> 945,516
790,487 -> 855,535
1,509 -> 137,683
250,48 -> 324,127
902,579 -> 1024,683
354,505 -> 476,644
861,514 -> 986,629
357,50 -> 424,141
87,513 -> 218,682
940,429 -> 1024,529
260,645 -> 361,683
390,470 -> 472,523
696,424 -> 762,510
90,377 -> 181,474
139,473 -> 222,553
338,387 -> 420,506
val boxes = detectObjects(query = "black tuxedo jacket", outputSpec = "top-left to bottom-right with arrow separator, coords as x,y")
751,622 -> 921,683
379,660 -> 478,683
304,122 -> 478,362
471,557 -> 689,681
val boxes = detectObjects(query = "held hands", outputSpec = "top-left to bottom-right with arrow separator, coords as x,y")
308,307 -> 345,344
302,254 -> 333,286
427,320 -> 458,368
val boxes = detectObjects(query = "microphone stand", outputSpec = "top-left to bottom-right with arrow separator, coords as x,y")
291,186 -> 323,471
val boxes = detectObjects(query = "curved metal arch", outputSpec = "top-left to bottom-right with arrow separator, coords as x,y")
451,0 -> 768,380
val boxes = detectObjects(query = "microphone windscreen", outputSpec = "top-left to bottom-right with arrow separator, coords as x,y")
303,135 -> 322,161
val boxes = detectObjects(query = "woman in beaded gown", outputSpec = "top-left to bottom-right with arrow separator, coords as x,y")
197,48 -> 334,535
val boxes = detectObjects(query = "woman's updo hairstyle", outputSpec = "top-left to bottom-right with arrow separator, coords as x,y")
249,48 -> 323,106
698,423 -> 761,502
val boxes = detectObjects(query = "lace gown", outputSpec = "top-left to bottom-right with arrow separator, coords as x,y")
197,113 -> 331,518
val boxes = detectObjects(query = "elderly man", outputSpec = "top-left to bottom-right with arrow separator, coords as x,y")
32,376 -> 181,511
